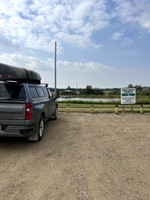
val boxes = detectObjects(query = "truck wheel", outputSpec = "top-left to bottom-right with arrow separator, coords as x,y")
38,116 -> 45,140
28,116 -> 45,142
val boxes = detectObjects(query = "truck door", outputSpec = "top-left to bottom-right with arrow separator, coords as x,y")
46,88 -> 56,116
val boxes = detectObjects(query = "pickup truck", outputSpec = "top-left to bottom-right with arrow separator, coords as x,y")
0,63 -> 58,141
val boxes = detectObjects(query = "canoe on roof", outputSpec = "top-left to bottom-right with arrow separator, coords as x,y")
0,63 -> 41,84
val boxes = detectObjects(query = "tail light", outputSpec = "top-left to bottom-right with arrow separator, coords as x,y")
26,104 -> 33,120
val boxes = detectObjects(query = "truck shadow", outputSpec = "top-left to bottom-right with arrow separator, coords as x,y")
0,118 -> 60,150
0,137 -> 28,143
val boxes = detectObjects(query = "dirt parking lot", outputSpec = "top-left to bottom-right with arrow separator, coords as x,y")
0,113 -> 150,200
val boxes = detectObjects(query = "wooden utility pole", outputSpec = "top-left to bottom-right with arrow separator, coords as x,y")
55,42 -> 57,96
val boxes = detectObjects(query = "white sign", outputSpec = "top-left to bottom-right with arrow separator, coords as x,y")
121,88 -> 136,104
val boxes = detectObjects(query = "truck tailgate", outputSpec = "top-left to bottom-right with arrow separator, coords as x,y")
0,103 -> 25,120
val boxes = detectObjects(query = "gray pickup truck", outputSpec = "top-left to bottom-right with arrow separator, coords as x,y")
0,63 -> 58,141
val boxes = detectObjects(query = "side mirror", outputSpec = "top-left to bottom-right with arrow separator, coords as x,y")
53,96 -> 59,100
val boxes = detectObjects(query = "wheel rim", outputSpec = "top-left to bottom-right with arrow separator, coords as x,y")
39,119 -> 44,138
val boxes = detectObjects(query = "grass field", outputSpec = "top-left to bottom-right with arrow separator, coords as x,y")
58,102 -> 150,113
58,95 -> 150,113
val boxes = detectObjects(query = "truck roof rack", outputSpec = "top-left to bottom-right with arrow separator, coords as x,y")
0,63 -> 41,84
41,83 -> 49,87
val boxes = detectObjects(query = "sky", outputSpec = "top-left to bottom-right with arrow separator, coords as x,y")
0,0 -> 150,89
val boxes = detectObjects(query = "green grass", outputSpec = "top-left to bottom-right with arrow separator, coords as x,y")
58,100 -> 120,104
58,95 -> 150,113
136,96 -> 150,104
58,102 -> 150,113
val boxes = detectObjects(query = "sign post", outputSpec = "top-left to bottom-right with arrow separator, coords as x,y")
121,88 -> 136,113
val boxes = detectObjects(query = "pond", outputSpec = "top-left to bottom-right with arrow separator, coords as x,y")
58,97 -> 120,102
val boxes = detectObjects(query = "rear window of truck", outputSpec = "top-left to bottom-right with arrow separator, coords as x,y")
0,82 -> 26,101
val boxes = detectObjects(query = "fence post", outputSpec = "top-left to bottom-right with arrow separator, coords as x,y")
140,105 -> 143,114
67,104 -> 70,112
91,105 -> 94,114
115,105 -> 118,114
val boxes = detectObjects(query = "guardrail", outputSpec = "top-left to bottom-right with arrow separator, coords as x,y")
58,103 -> 150,114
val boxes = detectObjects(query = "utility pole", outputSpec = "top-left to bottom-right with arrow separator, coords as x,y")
54,42 -> 57,96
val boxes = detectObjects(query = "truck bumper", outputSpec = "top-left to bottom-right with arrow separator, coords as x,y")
0,124 -> 35,137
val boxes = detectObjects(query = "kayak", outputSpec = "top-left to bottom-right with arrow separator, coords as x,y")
0,63 -> 41,84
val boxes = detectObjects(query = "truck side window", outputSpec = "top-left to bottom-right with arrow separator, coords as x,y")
36,87 -> 45,97
29,87 -> 38,98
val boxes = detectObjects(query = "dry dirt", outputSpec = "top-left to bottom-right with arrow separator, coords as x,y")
0,113 -> 150,200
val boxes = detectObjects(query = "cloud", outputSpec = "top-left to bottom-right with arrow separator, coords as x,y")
0,52 -> 135,88
0,53 -> 54,71
0,0 -> 109,51
58,60 -> 113,72
112,30 -> 134,48
0,34 -> 20,50
112,31 -> 133,46
112,32 -> 124,40
0,52 -> 113,73
0,0 -> 149,54
112,0 -> 150,32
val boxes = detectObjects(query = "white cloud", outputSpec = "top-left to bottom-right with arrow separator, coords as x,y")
112,0 -> 150,32
0,52 -> 113,73
1,52 -> 140,89
0,0 -> 109,51
58,60 -> 113,72
0,53 -> 54,71
112,31 -> 133,46
0,0 -> 149,52
112,32 -> 124,40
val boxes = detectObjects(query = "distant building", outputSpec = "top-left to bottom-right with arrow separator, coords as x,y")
61,89 -> 75,98
65,90 -> 73,96
143,87 -> 150,91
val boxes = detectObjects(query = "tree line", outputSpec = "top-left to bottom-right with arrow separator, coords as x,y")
50,84 -> 150,96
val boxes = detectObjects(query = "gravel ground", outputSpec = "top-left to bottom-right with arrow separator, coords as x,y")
0,113 -> 150,200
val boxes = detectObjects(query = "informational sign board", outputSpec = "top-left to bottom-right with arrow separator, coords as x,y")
121,88 -> 136,104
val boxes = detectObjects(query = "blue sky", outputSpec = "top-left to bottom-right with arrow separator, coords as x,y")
0,0 -> 150,88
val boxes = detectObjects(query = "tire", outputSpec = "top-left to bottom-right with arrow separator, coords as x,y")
51,107 -> 58,120
38,116 -> 45,140
28,116 -> 45,142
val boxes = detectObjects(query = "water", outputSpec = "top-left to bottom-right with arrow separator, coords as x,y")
58,97 -> 120,102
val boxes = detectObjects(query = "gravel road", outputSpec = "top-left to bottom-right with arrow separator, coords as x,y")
0,113 -> 150,200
